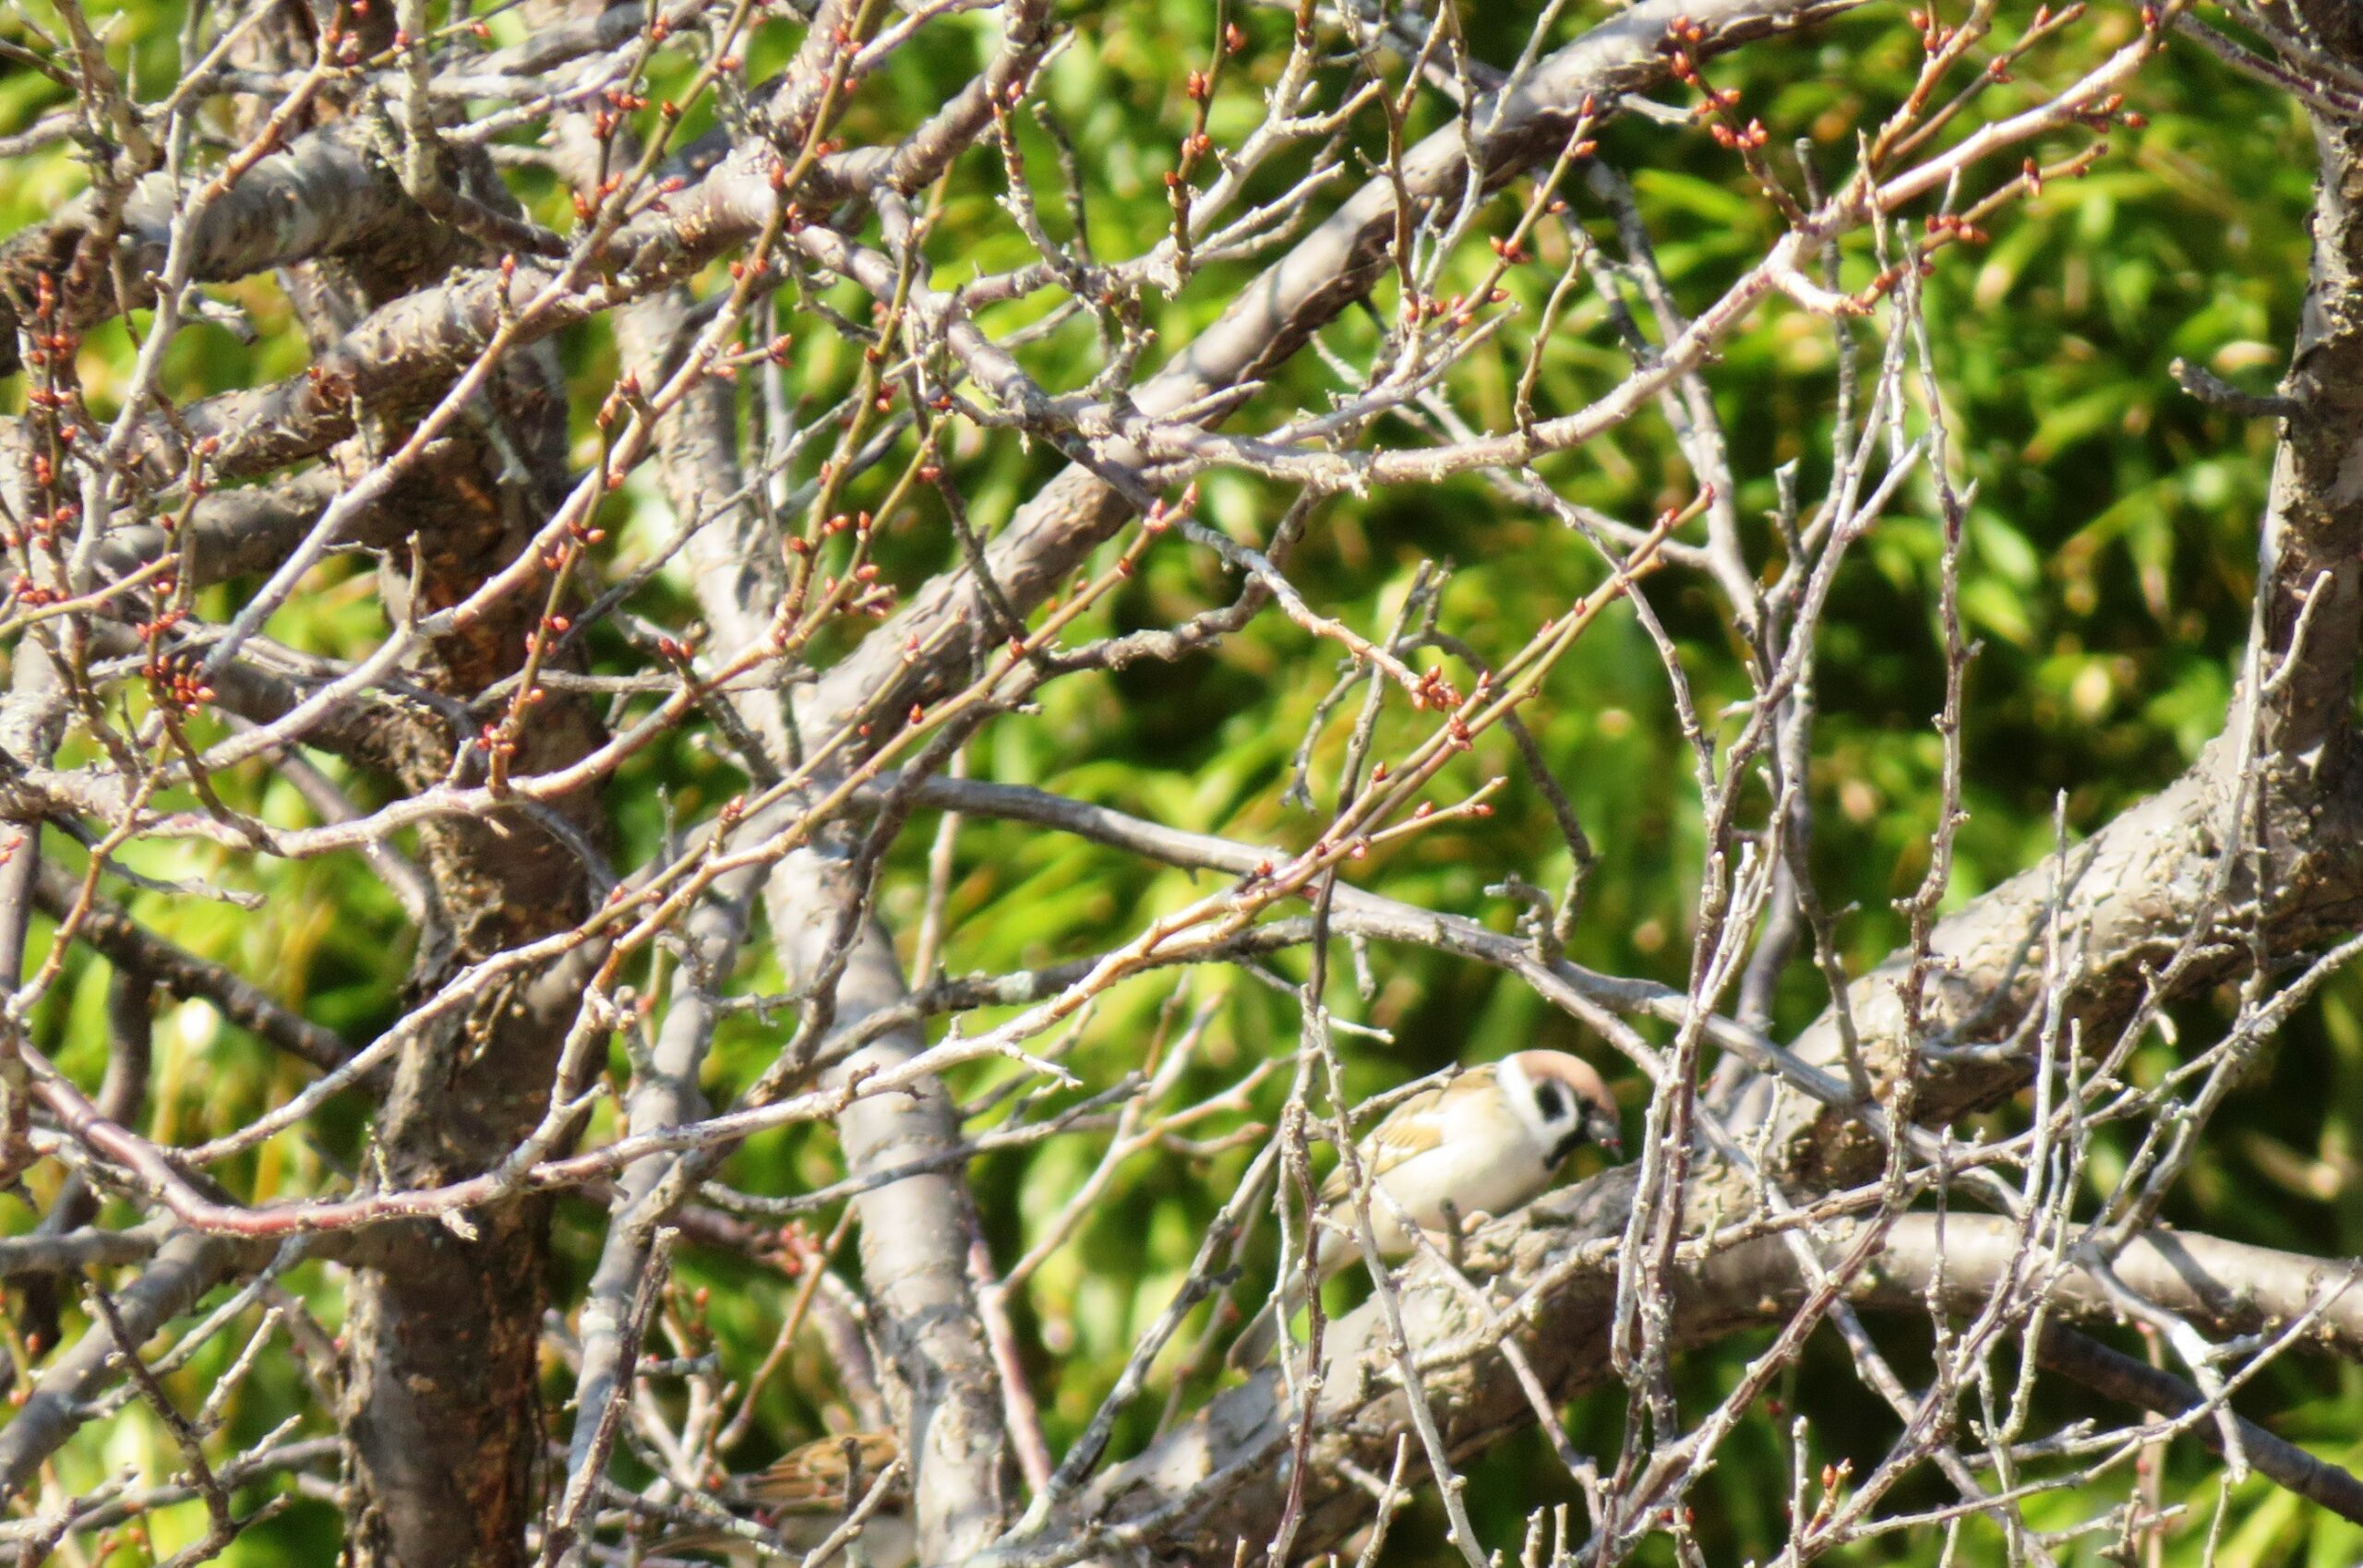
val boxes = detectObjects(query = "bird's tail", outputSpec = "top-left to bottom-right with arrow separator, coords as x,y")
1228,1299 -> 1284,1371
1227,1266 -> 1311,1371
642,1528 -> 755,1564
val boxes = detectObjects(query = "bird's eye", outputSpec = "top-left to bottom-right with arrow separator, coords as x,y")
1534,1081 -> 1567,1121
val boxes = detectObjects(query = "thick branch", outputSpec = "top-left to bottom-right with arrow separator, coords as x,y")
1038,1199 -> 2363,1562
758,843 -> 1015,1558
0,131 -> 418,379
1747,111 -> 2363,1192
2034,1323 -> 2363,1523
0,1230 -> 261,1497
30,861 -> 350,1071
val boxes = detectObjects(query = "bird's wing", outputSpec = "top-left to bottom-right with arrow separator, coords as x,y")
1319,1084 -> 1451,1205
745,1432 -> 904,1510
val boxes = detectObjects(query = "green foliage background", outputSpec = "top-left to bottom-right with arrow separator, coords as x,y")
2,0 -> 2358,1562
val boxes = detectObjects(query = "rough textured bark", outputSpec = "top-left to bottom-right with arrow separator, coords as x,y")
280,100 -> 608,1559
337,448 -> 605,1566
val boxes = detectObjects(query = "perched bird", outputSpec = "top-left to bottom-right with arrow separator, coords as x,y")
1229,1050 -> 1622,1370
647,1430 -> 914,1567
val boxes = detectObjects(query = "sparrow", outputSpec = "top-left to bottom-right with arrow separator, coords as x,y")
646,1430 -> 915,1567
1229,1049 -> 1621,1369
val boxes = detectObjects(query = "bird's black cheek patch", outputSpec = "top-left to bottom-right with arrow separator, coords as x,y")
1535,1081 -> 1567,1121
